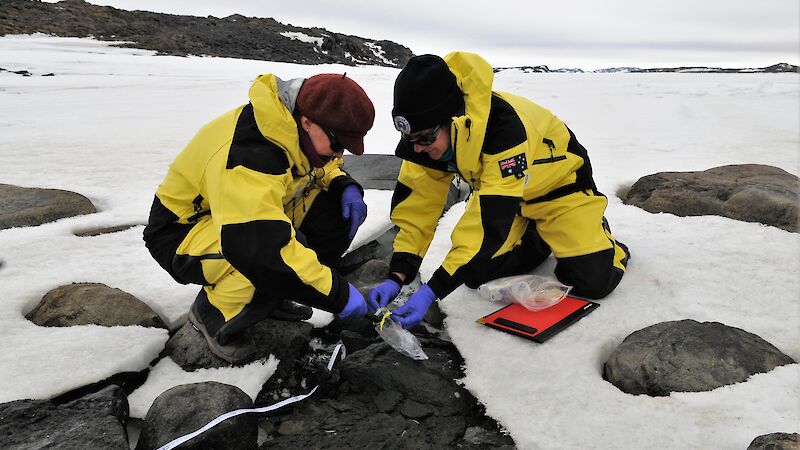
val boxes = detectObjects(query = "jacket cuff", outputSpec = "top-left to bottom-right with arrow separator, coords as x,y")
427,266 -> 462,300
328,174 -> 363,199
389,252 -> 422,285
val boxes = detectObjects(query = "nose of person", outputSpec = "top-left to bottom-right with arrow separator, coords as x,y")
413,143 -> 427,153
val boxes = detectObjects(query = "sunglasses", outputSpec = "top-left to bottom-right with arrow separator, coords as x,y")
322,128 -> 345,152
404,125 -> 442,146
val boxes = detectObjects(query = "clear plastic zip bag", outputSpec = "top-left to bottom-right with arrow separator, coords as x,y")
477,274 -> 572,311
372,308 -> 428,360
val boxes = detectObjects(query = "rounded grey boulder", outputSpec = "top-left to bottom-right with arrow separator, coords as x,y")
0,183 -> 96,229
136,382 -> 256,450
26,282 -> 166,329
604,319 -> 795,396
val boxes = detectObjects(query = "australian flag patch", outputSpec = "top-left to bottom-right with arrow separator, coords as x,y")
498,153 -> 528,179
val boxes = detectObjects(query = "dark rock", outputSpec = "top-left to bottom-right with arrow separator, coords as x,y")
603,319 -> 796,396
623,164 -> 799,232
424,300 -> 446,328
0,183 -> 96,230
345,258 -> 390,293
339,341 -> 473,416
0,385 -> 129,450
399,398 -> 433,419
165,316 -> 312,371
340,329 -> 375,354
747,432 -> 800,450
73,223 -> 142,237
343,154 -> 403,190
374,390 -> 403,413
1,0 -> 413,67
136,382 -> 256,450
424,416 -> 466,446
26,282 -> 167,329
463,425 -> 516,447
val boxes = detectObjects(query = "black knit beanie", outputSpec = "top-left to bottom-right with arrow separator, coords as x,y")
392,54 -> 463,135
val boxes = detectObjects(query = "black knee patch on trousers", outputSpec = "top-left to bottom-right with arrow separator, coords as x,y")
555,248 -> 623,299
194,289 -> 280,345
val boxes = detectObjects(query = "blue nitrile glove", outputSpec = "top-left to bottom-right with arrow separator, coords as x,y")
341,185 -> 367,241
392,284 -> 437,329
367,278 -> 401,312
338,283 -> 368,320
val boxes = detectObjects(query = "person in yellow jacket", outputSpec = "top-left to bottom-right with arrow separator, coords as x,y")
367,53 -> 630,329
144,73 -> 375,363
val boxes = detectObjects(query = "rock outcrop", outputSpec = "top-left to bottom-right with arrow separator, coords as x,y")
26,282 -> 167,329
623,164 -> 799,232
0,0 -> 413,67
603,319 -> 795,396
0,183 -> 96,230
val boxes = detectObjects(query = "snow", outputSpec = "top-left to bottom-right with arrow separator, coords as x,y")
279,31 -> 324,47
1,34 -> 798,449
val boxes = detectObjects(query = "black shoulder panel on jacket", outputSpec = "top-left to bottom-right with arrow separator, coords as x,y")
390,181 -> 413,213
227,103 -> 291,175
481,95 -> 527,155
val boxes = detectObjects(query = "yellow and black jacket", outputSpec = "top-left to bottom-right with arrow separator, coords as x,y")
389,52 -> 597,299
144,74 -> 359,313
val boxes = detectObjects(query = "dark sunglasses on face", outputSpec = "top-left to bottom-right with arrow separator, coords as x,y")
322,128 -> 345,152
404,124 -> 442,146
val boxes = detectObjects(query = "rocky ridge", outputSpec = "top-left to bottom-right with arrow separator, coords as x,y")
0,0 -> 413,67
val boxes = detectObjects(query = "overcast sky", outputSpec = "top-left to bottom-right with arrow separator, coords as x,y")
53,0 -> 799,70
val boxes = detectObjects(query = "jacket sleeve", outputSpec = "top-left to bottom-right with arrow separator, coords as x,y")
321,157 -> 363,199
427,145 -> 527,299
215,161 -> 349,314
389,160 -> 455,282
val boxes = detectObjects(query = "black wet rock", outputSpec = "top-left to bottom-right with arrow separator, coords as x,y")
136,382 -> 256,450
374,390 -> 403,413
0,385 -> 129,450
165,317 -> 313,371
26,282 -> 167,329
604,319 -> 795,396
0,183 -> 96,229
339,341 -> 472,416
399,398 -> 433,419
747,432 -> 800,450
623,164 -> 799,232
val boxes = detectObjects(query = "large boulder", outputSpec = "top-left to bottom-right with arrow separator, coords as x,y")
604,319 -> 795,396
343,154 -> 402,190
0,385 -> 129,450
26,282 -> 166,329
623,164 -> 799,232
747,432 -> 800,450
0,183 -> 96,229
136,382 -> 257,450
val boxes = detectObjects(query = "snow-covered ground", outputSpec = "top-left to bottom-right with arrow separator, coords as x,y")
1,35 -> 798,449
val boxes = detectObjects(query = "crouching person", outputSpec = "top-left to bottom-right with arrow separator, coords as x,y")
368,53 -> 630,329
144,73 -> 374,363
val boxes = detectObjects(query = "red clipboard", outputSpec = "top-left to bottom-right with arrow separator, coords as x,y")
476,296 -> 599,343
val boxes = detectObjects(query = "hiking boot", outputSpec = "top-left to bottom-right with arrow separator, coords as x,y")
188,303 -> 255,364
267,299 -> 313,322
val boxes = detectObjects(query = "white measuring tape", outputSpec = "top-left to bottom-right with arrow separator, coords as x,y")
156,343 -> 345,450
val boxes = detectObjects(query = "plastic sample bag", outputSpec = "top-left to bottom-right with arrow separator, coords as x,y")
373,308 -> 428,360
477,274 -> 572,311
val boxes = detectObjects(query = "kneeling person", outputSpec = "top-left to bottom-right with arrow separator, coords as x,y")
144,73 -> 375,363
369,53 -> 630,328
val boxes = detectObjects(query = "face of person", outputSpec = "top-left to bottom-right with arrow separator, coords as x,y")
301,116 -> 345,160
409,125 -> 450,160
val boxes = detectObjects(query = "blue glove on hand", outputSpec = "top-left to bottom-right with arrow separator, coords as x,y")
367,278 -> 401,312
341,185 -> 367,241
338,284 -> 368,320
392,284 -> 437,329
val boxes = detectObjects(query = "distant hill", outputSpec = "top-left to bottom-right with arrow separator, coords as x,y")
0,0 -> 414,67
496,63 -> 799,74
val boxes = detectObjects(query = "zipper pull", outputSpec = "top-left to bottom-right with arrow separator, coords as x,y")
465,118 -> 472,141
